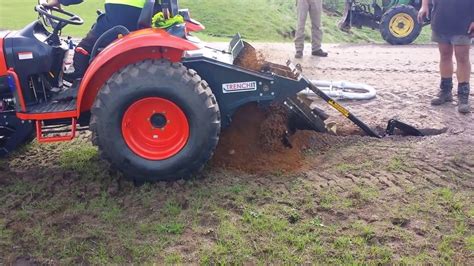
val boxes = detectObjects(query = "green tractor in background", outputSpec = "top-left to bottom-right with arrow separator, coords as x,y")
338,0 -> 431,45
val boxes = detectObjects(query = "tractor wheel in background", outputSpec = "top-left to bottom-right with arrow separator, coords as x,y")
380,5 -> 422,45
90,59 -> 221,183
0,113 -> 34,157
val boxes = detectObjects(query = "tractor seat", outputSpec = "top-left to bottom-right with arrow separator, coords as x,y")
90,0 -> 162,60
137,0 -> 157,29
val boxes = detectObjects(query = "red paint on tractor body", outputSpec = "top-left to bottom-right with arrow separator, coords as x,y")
36,118 -> 77,143
122,97 -> 190,160
0,32 -> 9,76
76,28 -> 199,115
7,69 -> 26,112
186,21 -> 205,32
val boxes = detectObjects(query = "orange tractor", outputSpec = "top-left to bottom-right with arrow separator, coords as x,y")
0,0 -> 421,183
0,0 -> 328,182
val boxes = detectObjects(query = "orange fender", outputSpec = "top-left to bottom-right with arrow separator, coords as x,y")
0,32 -> 10,76
76,28 -> 199,114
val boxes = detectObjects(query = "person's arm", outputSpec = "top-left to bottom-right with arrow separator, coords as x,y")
417,0 -> 430,23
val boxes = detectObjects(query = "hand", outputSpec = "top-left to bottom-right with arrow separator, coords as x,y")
417,6 -> 429,24
468,22 -> 474,38
44,0 -> 61,8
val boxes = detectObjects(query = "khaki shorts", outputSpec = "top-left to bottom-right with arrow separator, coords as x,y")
432,31 -> 473,45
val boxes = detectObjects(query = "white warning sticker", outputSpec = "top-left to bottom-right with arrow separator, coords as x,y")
222,81 -> 257,93
18,52 -> 33,60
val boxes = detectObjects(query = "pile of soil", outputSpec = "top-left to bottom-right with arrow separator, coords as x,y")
233,42 -> 266,72
210,104 -> 335,174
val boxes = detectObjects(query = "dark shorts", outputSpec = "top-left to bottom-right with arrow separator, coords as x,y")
431,31 -> 473,45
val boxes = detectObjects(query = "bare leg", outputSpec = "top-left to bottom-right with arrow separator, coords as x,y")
453,45 -> 471,83
439,43 -> 454,78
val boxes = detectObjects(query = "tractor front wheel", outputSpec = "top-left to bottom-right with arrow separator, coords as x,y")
91,59 -> 221,182
380,5 -> 422,45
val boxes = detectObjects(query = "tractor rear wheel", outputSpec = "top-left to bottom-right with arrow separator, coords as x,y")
91,59 -> 221,182
380,5 -> 422,45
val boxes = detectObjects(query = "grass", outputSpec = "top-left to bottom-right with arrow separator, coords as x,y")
0,138 -> 473,264
335,161 -> 375,174
0,0 -> 431,43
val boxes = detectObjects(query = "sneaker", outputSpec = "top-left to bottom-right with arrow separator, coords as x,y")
295,51 -> 303,59
312,49 -> 328,57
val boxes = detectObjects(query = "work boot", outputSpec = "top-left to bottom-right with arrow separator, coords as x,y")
312,49 -> 328,57
457,83 -> 471,114
295,51 -> 303,59
63,48 -> 90,84
431,78 -> 453,106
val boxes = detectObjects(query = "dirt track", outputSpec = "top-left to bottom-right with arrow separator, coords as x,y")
1,44 -> 473,264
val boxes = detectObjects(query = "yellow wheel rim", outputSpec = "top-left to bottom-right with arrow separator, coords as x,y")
389,13 -> 414,38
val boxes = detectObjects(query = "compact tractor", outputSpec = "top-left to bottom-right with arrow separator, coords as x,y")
0,0 -> 329,182
339,0 -> 431,45
0,0 -> 421,183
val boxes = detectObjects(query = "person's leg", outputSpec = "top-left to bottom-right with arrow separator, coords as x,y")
454,44 -> 471,113
431,42 -> 454,105
64,31 -> 98,83
454,45 -> 471,83
295,0 -> 309,57
308,0 -> 325,56
338,0 -> 352,32
439,43 -> 454,78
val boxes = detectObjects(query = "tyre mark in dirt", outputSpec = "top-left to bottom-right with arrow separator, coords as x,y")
448,160 -> 474,174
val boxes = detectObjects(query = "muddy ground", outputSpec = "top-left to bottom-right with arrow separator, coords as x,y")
0,44 -> 473,264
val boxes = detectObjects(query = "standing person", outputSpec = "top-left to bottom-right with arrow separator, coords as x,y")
418,0 -> 474,113
294,0 -> 328,59
44,0 -> 146,83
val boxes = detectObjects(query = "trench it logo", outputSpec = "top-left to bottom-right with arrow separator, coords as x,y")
222,81 -> 257,93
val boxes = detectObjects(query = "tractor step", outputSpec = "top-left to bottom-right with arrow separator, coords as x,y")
27,99 -> 76,114
36,118 -> 77,143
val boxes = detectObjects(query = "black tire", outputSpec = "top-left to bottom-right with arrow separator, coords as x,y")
380,5 -> 422,45
90,59 -> 221,182
0,113 -> 34,157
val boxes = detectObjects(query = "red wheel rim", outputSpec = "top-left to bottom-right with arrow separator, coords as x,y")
121,97 -> 189,160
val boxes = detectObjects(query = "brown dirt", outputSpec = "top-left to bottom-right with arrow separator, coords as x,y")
210,103 -> 338,174
210,103 -> 305,174
233,42 -> 266,72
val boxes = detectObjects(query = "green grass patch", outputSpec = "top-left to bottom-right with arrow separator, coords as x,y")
164,252 -> 183,264
60,145 -> 98,170
435,188 -> 465,214
387,155 -> 409,172
0,0 -> 431,43
335,161 -> 375,174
